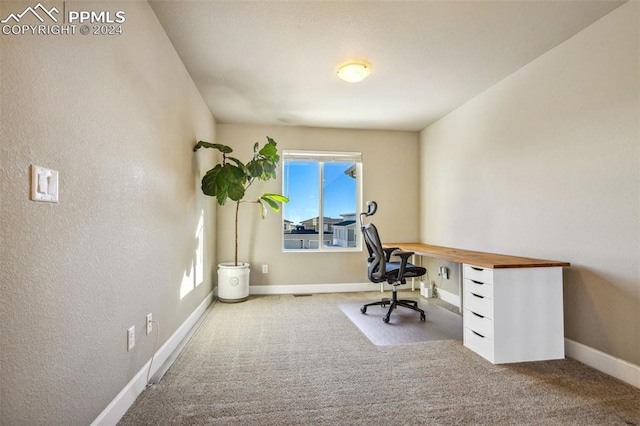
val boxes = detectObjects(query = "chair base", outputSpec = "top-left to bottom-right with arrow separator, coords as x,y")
361,286 -> 426,323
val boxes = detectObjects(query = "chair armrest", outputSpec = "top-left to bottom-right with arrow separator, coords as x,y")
394,251 -> 415,284
394,250 -> 414,260
383,247 -> 398,262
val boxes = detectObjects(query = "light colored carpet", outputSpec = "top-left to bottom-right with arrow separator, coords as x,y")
119,291 -> 640,425
338,297 -> 462,345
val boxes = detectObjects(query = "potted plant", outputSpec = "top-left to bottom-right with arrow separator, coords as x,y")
193,136 -> 288,302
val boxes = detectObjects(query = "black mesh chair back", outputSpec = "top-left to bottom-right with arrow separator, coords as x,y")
362,222 -> 387,283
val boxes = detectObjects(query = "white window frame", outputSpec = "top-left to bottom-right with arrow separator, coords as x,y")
282,150 -> 363,253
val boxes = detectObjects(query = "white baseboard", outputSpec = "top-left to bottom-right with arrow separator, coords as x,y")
250,282 -> 376,295
91,292 -> 214,426
565,338 -> 640,389
437,287 -> 461,308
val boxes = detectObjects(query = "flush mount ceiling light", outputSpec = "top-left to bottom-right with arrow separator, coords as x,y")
336,60 -> 371,83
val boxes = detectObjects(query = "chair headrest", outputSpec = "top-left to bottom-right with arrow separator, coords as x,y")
364,201 -> 377,217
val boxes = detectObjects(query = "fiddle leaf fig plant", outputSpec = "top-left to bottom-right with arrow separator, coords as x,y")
193,136 -> 289,266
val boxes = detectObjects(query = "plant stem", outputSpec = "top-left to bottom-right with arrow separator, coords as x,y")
234,180 -> 254,267
235,200 -> 240,266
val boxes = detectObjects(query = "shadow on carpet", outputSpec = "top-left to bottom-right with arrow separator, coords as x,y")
338,297 -> 463,346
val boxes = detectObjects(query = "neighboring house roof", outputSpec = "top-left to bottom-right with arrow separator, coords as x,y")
287,229 -> 333,235
300,216 -> 343,224
344,164 -> 357,178
333,220 -> 356,227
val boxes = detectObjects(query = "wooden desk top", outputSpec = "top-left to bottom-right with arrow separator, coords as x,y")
383,242 -> 570,269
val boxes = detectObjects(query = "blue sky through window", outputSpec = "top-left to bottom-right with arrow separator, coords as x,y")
323,162 -> 356,218
284,161 -> 356,224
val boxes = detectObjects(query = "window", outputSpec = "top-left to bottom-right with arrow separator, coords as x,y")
282,150 -> 362,251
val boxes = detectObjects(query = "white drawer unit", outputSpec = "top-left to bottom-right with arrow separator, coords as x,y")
462,264 -> 565,364
464,277 -> 493,299
464,327 -> 494,362
463,264 -> 494,284
464,308 -> 493,338
463,290 -> 493,319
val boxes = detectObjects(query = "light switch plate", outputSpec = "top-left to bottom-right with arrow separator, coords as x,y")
31,165 -> 59,203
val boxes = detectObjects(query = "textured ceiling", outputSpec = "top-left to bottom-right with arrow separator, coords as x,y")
149,1 -> 624,131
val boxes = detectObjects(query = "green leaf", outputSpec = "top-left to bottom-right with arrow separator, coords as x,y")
246,160 -> 263,178
260,193 -> 289,213
259,143 -> 277,157
258,200 -> 267,219
260,196 -> 279,212
200,162 -> 248,204
227,157 -> 250,176
225,156 -> 245,168
201,165 -> 222,197
193,141 -> 233,154
262,193 -> 289,203
202,164 -> 221,179
215,191 -> 228,206
261,162 -> 277,180
227,181 -> 245,201
228,164 -> 247,181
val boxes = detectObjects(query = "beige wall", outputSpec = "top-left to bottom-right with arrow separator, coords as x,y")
0,2 -> 217,424
216,124 -> 420,286
419,2 -> 639,365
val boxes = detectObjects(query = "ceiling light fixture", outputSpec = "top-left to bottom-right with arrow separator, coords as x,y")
336,60 -> 371,83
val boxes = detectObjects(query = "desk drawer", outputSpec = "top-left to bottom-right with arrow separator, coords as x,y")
464,327 -> 494,362
464,309 -> 493,338
464,290 -> 493,319
464,265 -> 493,284
464,278 -> 493,299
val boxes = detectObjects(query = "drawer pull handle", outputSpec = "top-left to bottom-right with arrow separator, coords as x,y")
471,267 -> 483,271
471,292 -> 484,299
471,279 -> 484,285
471,311 -> 484,319
472,330 -> 485,338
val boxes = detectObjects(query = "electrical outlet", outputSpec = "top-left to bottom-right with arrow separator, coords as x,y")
262,264 -> 268,274
439,266 -> 449,280
146,313 -> 153,335
127,326 -> 135,351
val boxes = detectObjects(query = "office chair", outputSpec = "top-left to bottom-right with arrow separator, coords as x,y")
359,201 -> 426,323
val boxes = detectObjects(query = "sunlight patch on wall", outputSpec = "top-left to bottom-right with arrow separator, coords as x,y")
195,213 -> 204,287
180,211 -> 205,300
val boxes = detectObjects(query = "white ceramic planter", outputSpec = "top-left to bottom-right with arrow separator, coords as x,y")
217,262 -> 250,303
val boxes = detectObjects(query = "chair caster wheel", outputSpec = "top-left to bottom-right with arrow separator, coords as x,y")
383,316 -> 390,323
420,314 -> 426,322
360,307 -> 367,314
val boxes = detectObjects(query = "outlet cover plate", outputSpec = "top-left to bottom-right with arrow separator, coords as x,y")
127,326 -> 135,351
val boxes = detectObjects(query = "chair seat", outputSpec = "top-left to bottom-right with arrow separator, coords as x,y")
385,261 -> 426,279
